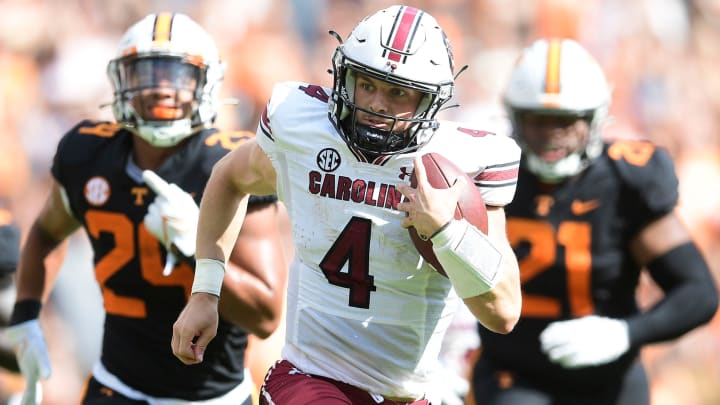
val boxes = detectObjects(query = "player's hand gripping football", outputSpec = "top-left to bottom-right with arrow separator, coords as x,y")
540,315 -> 630,368
143,170 -> 199,276
5,319 -> 51,405
397,156 -> 468,239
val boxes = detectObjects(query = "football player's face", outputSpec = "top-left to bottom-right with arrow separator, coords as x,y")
353,74 -> 423,133
128,59 -> 199,121
134,85 -> 195,121
519,112 -> 590,162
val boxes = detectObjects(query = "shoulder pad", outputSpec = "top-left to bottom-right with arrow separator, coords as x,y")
429,122 -> 521,207
607,139 -> 678,217
189,129 -> 255,175
258,81 -> 331,149
52,120 -> 126,174
74,120 -> 124,139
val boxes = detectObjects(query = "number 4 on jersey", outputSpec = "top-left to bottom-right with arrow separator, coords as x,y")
319,217 -> 377,308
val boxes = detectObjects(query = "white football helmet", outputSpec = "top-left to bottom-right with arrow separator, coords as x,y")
503,38 -> 610,181
329,5 -> 456,157
107,12 -> 224,147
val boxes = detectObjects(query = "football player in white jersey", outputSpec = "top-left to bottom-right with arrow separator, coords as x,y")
172,5 -> 522,404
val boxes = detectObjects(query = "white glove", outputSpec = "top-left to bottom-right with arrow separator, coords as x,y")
143,170 -> 198,275
5,319 -> 51,405
540,315 -> 630,369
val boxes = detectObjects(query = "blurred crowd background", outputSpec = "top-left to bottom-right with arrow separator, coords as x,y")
0,0 -> 718,404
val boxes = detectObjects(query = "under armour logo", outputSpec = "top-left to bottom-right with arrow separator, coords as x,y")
399,166 -> 413,180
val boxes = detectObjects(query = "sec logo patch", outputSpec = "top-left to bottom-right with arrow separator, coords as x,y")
84,176 -> 111,206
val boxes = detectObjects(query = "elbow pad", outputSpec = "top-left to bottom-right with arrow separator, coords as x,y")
431,219 -> 504,298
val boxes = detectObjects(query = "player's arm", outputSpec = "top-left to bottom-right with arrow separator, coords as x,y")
541,209 -> 719,369
541,144 -> 718,369
618,144 -> 717,346
460,206 -> 521,334
626,210 -> 718,344
14,182 -> 80,306
6,181 -> 80,400
172,139 -> 277,364
219,201 -> 289,338
397,157 -> 521,334
195,138 -> 278,266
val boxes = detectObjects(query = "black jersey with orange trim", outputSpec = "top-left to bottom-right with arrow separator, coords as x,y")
51,120 -> 273,400
477,140 -> 678,392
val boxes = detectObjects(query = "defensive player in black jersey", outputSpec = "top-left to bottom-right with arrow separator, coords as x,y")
470,38 -> 718,405
5,13 -> 289,404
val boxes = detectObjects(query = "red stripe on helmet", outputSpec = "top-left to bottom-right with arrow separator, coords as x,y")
387,7 -> 420,62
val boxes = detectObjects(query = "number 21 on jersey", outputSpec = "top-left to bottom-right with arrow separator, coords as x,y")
508,219 -> 594,319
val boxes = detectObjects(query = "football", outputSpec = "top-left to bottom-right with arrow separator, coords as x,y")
408,153 -> 488,277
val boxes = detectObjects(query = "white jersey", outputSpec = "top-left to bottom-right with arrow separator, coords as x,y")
256,81 -> 520,400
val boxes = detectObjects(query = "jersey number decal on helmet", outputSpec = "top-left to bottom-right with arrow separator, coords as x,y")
507,218 -> 593,318
319,217 -> 377,309
86,210 -> 193,318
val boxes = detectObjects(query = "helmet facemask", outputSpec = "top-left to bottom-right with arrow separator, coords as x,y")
332,56 -> 446,158
510,108 -> 604,183
108,54 -> 208,146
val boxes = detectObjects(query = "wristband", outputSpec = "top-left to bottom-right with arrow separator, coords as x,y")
191,258 -> 225,297
431,219 -> 503,298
